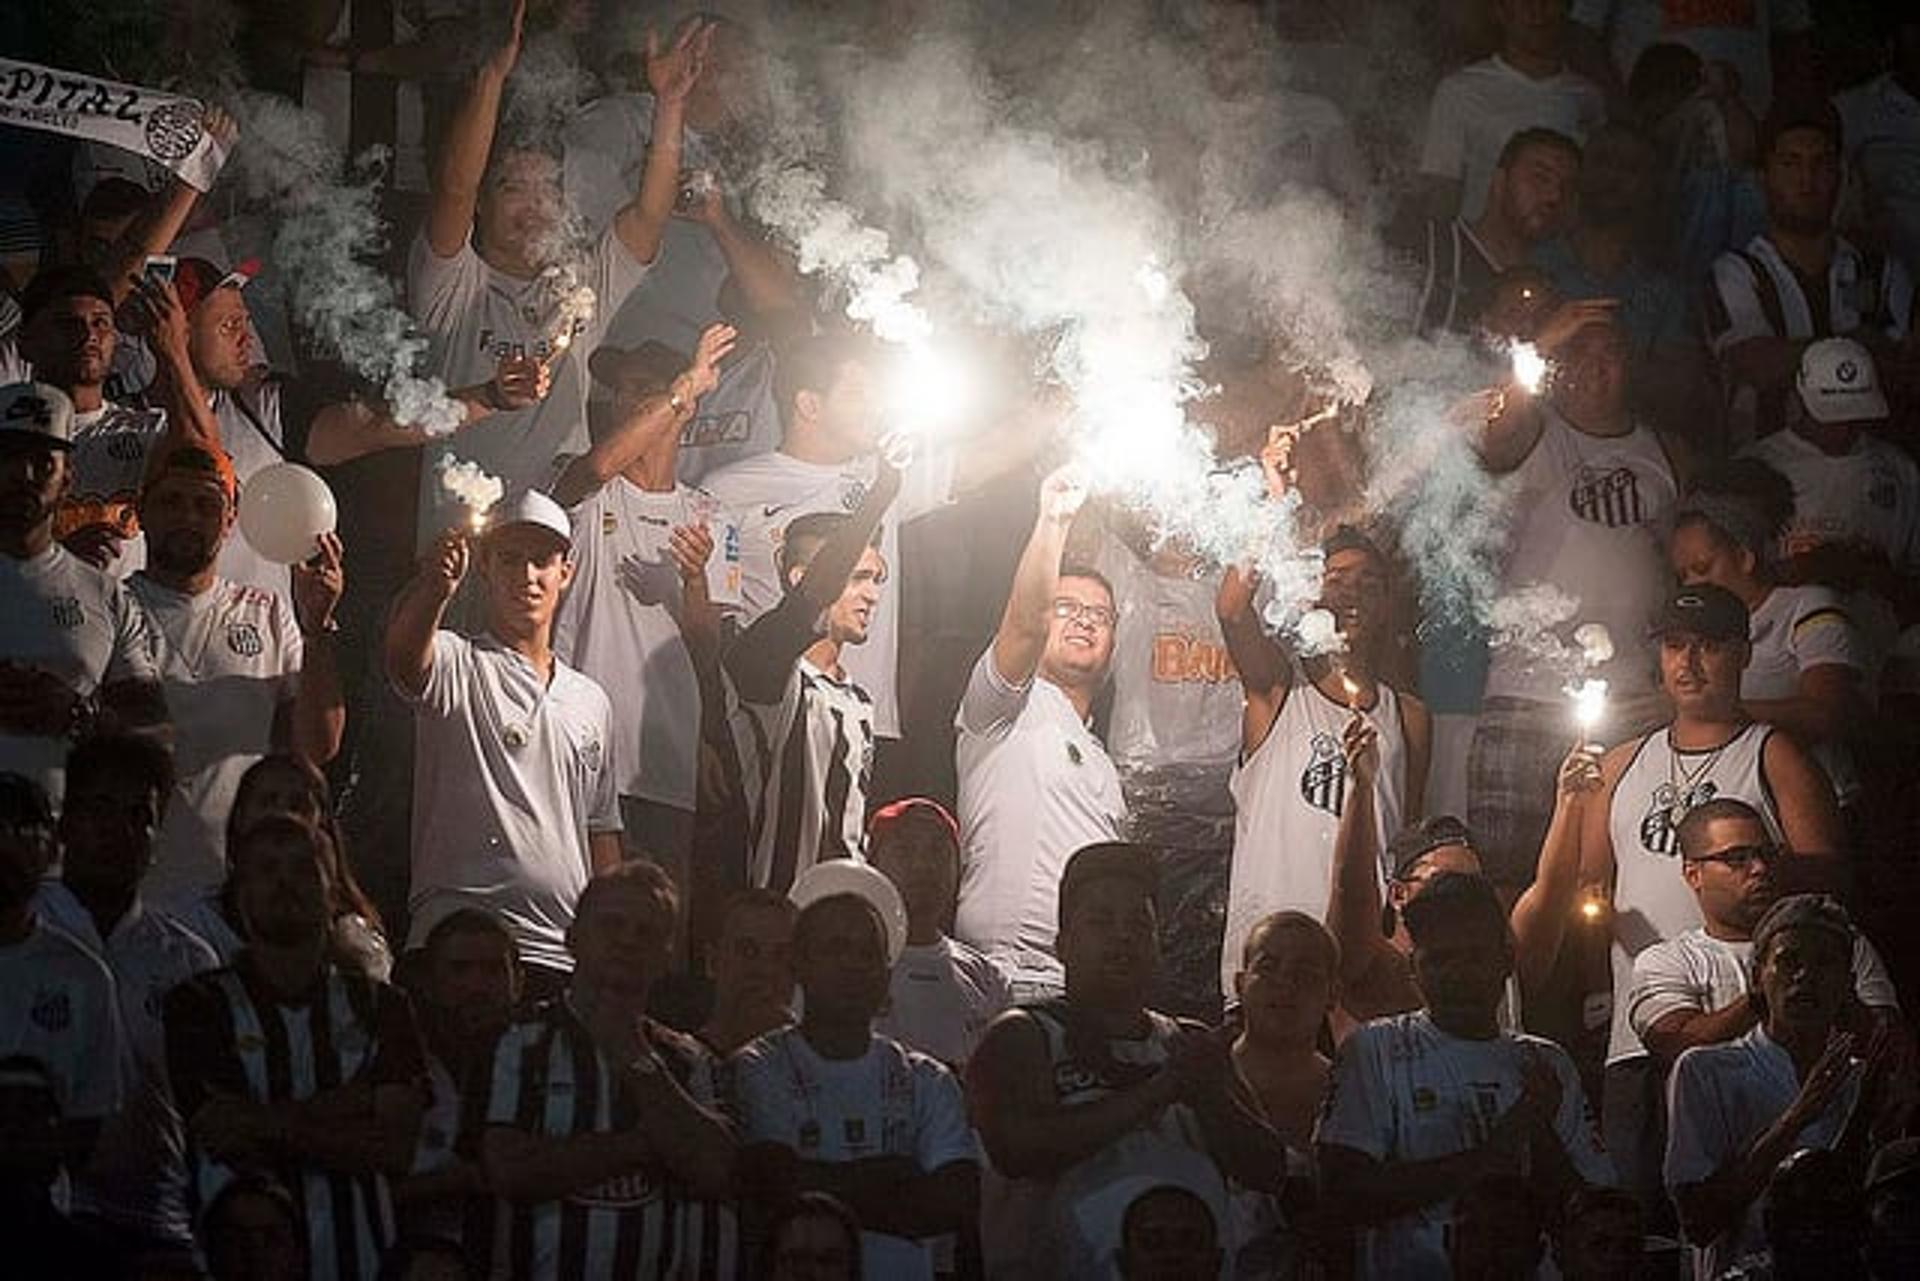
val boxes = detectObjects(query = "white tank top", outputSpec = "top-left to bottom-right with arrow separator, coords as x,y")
1604,722 -> 1781,1063
1222,671 -> 1407,995
1486,410 -> 1678,702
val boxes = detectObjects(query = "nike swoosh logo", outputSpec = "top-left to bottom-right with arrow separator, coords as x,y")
762,504 -> 787,518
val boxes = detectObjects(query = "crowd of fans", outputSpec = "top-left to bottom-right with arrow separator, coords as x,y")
1,0 -> 1918,1278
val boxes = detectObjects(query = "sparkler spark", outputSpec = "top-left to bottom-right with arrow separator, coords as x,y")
1568,677 -> 1609,735
1510,340 -> 1548,394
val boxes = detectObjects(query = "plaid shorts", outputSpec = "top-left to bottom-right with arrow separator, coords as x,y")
1467,697 -> 1573,889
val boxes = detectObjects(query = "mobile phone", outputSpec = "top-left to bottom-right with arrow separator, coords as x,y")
143,255 -> 178,285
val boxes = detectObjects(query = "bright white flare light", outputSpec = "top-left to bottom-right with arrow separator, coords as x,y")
1568,677 -> 1609,734
436,455 -> 504,531
1510,340 -> 1548,394
880,341 -> 974,466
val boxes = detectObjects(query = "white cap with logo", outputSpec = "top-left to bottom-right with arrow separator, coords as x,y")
484,489 -> 573,547
0,382 -> 75,448
1797,337 -> 1889,424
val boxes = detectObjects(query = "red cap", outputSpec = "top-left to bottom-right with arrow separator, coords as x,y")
867,796 -> 960,847
173,256 -> 259,315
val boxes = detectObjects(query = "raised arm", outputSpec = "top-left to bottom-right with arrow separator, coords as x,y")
101,108 -> 239,305
611,18 -> 715,268
425,0 -> 523,259
283,533 -> 347,765
1215,565 -> 1291,756
991,466 -> 1085,688
1511,743 -> 1609,996
383,530 -> 467,698
1325,715 -> 1415,1017
305,357 -> 548,466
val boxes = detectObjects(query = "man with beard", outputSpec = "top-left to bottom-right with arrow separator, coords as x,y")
0,381 -> 165,801
163,816 -> 428,1281
129,439 -> 345,909
393,907 -> 521,1246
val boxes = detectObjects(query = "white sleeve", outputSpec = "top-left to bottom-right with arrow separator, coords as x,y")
1418,76 -> 1468,181
586,224 -> 652,345
1545,1042 -> 1616,1186
727,1043 -> 790,1147
405,631 -> 469,717
1785,596 -> 1869,675
586,694 -> 623,834
955,647 -> 1033,739
1664,1047 -> 1736,1191
1628,942 -> 1711,1042
1853,935 -> 1900,1010
911,1056 -> 981,1171
1313,1027 -> 1393,1160
405,229 -> 482,343
106,582 -> 161,689
1706,253 -> 1776,354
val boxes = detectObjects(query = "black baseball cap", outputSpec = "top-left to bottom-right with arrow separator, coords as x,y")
1651,584 -> 1749,643
17,264 -> 114,325
1057,842 -> 1158,931
1387,816 -> 1476,880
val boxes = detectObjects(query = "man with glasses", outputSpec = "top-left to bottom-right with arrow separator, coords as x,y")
955,468 -> 1125,1000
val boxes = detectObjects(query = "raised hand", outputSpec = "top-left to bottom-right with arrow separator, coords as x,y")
646,15 -> 714,106
1259,424 -> 1297,501
426,529 -> 471,599
1038,464 -> 1088,526
483,0 -> 527,83
1556,744 -> 1604,800
492,354 -> 552,410
1533,298 -> 1619,355
124,275 -> 191,368
292,532 -> 346,635
680,323 -> 738,401
61,521 -> 127,571
1341,712 -> 1379,788
668,522 -> 714,583
1785,1030 -> 1857,1132
203,104 -> 238,149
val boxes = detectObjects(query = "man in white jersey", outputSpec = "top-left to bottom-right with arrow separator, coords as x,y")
732,891 -> 982,1281
0,771 -> 121,1185
1218,525 -> 1431,997
1513,584 -> 1843,1214
385,489 -> 622,997
406,0 -> 697,530
968,842 -> 1299,1281
725,461 -> 897,892
37,735 -> 219,1262
701,331 -> 955,745
954,467 -> 1125,998
0,381 -> 165,801
550,322 -> 735,876
1747,339 -> 1920,654
870,797 -> 1013,1068
1469,306 -> 1681,893
1317,872 -> 1614,1280
1665,895 -> 1898,1279
128,439 -> 346,908
474,863 -> 735,1281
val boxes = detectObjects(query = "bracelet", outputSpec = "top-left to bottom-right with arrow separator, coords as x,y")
301,617 -> 341,638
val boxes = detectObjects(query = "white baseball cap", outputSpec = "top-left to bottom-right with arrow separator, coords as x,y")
788,858 -> 908,965
484,489 -> 572,547
0,382 -> 75,448
1797,337 -> 1889,424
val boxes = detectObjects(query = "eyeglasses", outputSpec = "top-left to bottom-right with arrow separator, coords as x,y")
1687,843 -> 1780,870
1051,598 -> 1117,629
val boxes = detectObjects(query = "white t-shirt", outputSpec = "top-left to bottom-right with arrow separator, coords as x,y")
1222,675 -> 1408,997
60,400 -> 168,579
1605,723 -> 1782,1064
130,575 -> 303,909
952,651 -> 1126,992
402,631 -> 622,972
1835,72 -> 1920,281
1095,537 -> 1241,849
1418,56 -> 1605,220
1571,0 -> 1812,117
551,476 -> 733,811
210,384 -> 293,597
1627,926 -> 1896,1053
0,922 -> 123,1122
0,544 -> 159,801
701,448 -> 953,738
1316,1011 -> 1614,1280
405,228 -> 648,539
730,1027 -> 979,1281
876,935 -> 1014,1069
1743,584 -> 1869,803
1665,1026 -> 1857,1280
34,883 -> 219,1243
1487,410 -> 1678,702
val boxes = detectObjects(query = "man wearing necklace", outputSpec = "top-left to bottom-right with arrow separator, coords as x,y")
1512,582 -> 1842,1219
386,489 -> 622,1000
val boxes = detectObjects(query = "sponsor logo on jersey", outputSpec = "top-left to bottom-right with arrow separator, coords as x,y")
1568,465 -> 1645,528
680,409 -> 752,448
1150,633 -> 1237,684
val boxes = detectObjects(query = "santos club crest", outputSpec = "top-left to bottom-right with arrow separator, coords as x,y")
1300,732 -> 1347,817
1640,781 -> 1717,856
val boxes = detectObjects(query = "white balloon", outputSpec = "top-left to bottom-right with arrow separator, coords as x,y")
238,463 -> 337,564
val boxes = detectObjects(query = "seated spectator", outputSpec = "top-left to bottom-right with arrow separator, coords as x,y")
761,1191 -> 863,1281
0,1054 -> 124,1279
393,908 -> 521,1246
732,889 -> 981,1280
954,469 -> 1125,1000
697,888 -> 797,1056
870,797 -> 1012,1068
1664,895 -> 1898,1278
1317,872 -> 1613,1279
1447,1174 -> 1548,1281
472,862 -> 734,1281
1116,1183 -> 1224,1281
385,491 -> 622,998
1865,1137 -> 1920,1280
130,438 -> 346,908
1834,17 -> 1920,283
1706,104 -> 1917,445
549,322 -> 734,882
1418,0 -> 1605,224
1552,1185 -> 1646,1281
1728,1146 -> 1871,1280
35,734 -> 218,1262
970,842 -> 1291,1279
0,771 -> 121,1176
1415,127 -> 1581,335
164,816 -> 428,1281
1218,524 -> 1429,989
1670,461 -> 1873,808
0,380 -> 166,802
724,460 -> 899,890
200,1173 -> 308,1281
1746,339 -> 1919,658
